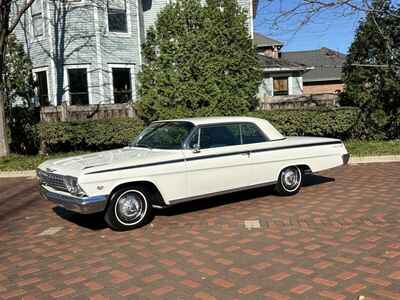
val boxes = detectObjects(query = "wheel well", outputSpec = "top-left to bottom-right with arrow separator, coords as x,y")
297,164 -> 312,175
109,181 -> 166,207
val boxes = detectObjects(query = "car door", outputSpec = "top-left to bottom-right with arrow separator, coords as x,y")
182,123 -> 252,199
240,122 -> 276,185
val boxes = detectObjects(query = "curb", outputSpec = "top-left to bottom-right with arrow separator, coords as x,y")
0,170 -> 36,178
1,156 -> 400,178
349,155 -> 400,164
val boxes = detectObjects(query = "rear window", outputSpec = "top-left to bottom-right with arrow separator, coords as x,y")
241,123 -> 267,144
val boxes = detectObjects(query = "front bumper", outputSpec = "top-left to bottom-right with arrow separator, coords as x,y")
40,185 -> 108,214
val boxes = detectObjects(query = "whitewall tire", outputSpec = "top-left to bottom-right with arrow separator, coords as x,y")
105,186 -> 153,230
275,166 -> 302,196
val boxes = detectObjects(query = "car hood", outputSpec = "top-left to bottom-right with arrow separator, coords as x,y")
38,147 -> 180,177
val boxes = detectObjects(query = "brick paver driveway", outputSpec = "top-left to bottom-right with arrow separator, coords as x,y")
1,163 -> 400,300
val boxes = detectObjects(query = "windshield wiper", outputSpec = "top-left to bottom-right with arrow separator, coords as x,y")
134,143 -> 153,150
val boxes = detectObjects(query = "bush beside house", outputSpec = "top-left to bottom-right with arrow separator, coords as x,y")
250,107 -> 362,140
36,107 -> 361,153
37,119 -> 144,153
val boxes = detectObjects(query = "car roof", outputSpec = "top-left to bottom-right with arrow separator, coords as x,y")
158,116 -> 264,126
154,116 -> 285,141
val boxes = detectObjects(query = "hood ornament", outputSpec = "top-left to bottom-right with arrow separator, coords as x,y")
46,168 -> 57,173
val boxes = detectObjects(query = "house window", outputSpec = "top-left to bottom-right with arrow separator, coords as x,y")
112,68 -> 132,103
35,71 -> 49,106
142,0 -> 152,11
108,0 -> 128,32
68,68 -> 89,105
273,78 -> 289,96
31,1 -> 43,37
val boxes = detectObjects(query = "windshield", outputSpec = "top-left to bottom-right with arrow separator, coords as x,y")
132,122 -> 194,150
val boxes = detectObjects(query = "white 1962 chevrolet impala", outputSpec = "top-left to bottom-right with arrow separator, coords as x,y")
38,117 -> 349,230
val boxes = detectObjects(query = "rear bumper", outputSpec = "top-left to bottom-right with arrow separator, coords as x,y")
342,153 -> 350,165
40,185 -> 108,214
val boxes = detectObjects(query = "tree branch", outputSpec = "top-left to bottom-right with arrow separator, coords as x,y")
8,0 -> 36,34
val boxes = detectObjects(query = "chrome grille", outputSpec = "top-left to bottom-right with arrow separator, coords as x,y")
37,169 -> 68,192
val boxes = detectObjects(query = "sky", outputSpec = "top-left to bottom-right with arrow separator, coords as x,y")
254,0 -> 365,54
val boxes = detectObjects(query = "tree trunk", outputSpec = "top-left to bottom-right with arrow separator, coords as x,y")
0,27 -> 9,157
0,90 -> 9,157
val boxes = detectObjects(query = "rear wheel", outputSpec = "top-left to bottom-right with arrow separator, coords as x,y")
275,166 -> 302,196
105,186 -> 153,230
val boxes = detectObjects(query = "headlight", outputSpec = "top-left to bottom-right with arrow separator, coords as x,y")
64,176 -> 86,196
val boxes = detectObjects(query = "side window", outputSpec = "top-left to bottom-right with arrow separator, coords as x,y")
241,123 -> 267,144
200,124 -> 241,149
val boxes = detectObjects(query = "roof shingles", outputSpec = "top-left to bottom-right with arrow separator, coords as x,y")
282,48 -> 346,82
257,54 -> 307,70
254,32 -> 283,48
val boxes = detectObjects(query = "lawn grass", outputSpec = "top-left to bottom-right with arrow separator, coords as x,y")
345,140 -> 400,157
0,140 -> 399,171
0,152 -> 90,171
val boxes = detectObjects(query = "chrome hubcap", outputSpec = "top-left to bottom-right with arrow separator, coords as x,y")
282,168 -> 300,190
116,191 -> 146,224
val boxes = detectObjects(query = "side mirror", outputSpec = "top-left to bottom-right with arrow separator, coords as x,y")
192,144 -> 201,153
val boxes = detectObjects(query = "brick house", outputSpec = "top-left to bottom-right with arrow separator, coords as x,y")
255,32 -> 346,97
16,0 -> 256,107
282,48 -> 346,95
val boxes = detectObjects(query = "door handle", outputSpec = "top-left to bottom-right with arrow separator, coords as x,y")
241,151 -> 250,157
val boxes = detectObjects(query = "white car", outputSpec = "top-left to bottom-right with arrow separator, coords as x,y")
38,116 -> 349,230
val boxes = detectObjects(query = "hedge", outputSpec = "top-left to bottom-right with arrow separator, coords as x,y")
37,118 -> 144,153
250,107 -> 362,140
35,107 -> 363,153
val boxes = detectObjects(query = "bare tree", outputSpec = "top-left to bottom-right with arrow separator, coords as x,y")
0,0 -> 36,157
258,0 -> 399,64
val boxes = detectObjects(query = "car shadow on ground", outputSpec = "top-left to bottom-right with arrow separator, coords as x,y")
157,174 -> 334,217
53,207 -> 108,230
52,174 -> 334,230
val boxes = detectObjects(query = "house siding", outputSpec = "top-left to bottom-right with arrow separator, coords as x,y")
291,76 -> 303,95
142,0 -> 170,38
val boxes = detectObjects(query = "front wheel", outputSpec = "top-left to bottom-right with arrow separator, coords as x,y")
275,166 -> 302,196
104,186 -> 153,230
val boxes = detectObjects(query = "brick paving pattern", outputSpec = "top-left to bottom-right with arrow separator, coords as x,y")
0,163 -> 400,299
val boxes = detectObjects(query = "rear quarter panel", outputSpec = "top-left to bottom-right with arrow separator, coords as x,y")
250,138 -> 347,185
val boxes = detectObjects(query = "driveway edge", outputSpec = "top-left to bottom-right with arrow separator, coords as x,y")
349,155 -> 400,164
0,170 -> 36,178
1,155 -> 400,178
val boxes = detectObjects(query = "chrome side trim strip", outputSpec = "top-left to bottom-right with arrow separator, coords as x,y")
85,141 -> 342,175
169,181 -> 277,205
250,141 -> 342,154
86,159 -> 185,175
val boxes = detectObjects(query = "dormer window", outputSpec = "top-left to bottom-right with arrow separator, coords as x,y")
108,0 -> 128,33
